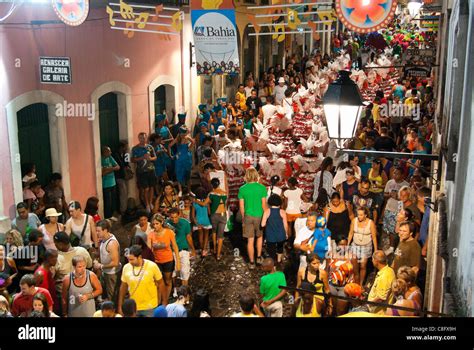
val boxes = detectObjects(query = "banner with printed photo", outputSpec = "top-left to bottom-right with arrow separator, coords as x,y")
191,9 -> 240,75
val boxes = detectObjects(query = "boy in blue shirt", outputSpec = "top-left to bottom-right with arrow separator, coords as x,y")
306,216 -> 332,261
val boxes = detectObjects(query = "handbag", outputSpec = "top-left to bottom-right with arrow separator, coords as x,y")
70,214 -> 89,247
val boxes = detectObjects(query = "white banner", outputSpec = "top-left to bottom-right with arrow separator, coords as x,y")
191,9 -> 240,75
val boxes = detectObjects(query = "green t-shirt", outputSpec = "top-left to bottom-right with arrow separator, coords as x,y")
238,182 -> 267,217
166,218 -> 191,251
209,193 -> 227,215
102,156 -> 118,189
260,271 -> 287,301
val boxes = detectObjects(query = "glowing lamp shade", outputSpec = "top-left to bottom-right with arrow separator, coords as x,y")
407,0 -> 423,17
322,70 -> 364,148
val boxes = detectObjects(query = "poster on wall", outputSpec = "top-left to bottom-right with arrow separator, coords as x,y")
191,0 -> 240,75
39,57 -> 72,84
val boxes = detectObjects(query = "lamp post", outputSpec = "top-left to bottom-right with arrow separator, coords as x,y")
322,73 -> 442,210
322,70 -> 364,149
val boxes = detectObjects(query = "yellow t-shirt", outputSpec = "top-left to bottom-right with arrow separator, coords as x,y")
235,91 -> 247,111
372,103 -> 380,123
121,259 -> 163,311
368,265 -> 396,314
93,310 -> 123,317
404,97 -> 416,115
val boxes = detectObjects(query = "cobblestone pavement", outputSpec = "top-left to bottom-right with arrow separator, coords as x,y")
111,219 -> 295,317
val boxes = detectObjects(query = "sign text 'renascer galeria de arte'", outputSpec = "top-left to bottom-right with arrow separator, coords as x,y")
39,57 -> 72,84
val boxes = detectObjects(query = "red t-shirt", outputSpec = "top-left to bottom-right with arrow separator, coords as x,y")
34,265 -> 59,313
11,287 -> 53,317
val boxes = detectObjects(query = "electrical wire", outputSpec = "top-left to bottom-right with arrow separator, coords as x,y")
0,2 -> 18,22
0,16 -> 109,26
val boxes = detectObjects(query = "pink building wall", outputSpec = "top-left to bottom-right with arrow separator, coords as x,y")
0,4 -> 184,217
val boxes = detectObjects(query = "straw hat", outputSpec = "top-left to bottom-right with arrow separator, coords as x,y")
45,208 -> 62,218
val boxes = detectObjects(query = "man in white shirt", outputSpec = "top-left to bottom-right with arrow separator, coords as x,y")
404,88 -> 422,100
244,79 -> 255,98
282,89 -> 294,117
214,125 -> 230,151
53,231 -> 93,294
293,213 -> 317,270
273,77 -> 287,105
262,95 -> 277,125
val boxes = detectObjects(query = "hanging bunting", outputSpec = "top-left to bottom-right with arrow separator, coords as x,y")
317,10 -> 337,26
106,0 -> 183,40
272,23 -> 285,42
287,9 -> 301,30
247,14 -> 261,33
307,20 -> 320,41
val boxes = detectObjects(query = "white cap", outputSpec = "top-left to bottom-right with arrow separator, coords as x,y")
217,125 -> 226,132
278,77 -> 285,84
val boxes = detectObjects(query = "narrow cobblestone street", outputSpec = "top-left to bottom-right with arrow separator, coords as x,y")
112,218 -> 295,316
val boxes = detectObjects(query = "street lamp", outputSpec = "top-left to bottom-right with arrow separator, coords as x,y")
322,70 -> 364,149
407,0 -> 423,17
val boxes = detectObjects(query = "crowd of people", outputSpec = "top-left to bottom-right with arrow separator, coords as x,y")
1,17 -> 436,318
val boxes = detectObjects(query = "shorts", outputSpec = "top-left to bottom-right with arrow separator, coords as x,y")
242,215 -> 263,239
266,241 -> 285,261
286,213 -> 302,222
157,260 -> 175,273
351,243 -> 373,260
263,301 -> 283,317
211,212 -> 227,239
193,224 -> 212,231
136,308 -> 156,317
172,250 -> 190,281
101,271 -> 120,302
137,171 -> 157,189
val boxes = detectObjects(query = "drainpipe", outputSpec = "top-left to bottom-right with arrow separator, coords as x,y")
180,11 -> 185,124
